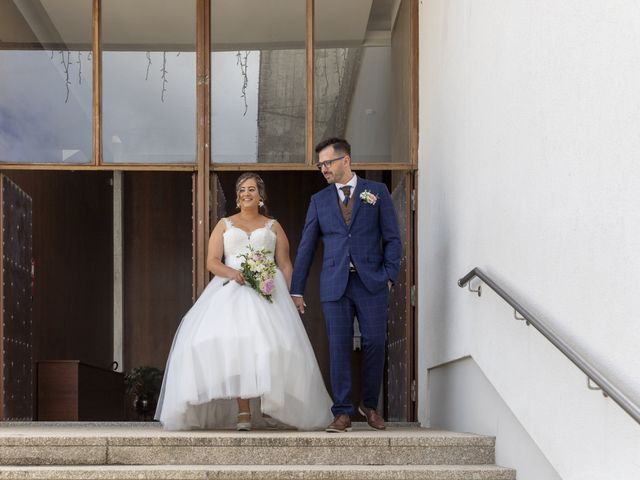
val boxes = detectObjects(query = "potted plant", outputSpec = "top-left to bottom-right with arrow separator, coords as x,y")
124,366 -> 164,420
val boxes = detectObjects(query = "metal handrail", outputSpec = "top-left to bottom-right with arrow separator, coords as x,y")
458,267 -> 640,425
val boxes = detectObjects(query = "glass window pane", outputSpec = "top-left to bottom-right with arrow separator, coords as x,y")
0,0 -> 93,164
211,0 -> 306,164
102,0 -> 196,164
315,0 -> 411,164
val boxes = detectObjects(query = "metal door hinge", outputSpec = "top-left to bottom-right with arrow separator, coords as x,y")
410,285 -> 416,307
411,379 -> 416,402
411,189 -> 416,211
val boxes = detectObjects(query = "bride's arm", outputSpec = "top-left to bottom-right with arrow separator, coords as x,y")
273,221 -> 293,289
207,219 -> 245,284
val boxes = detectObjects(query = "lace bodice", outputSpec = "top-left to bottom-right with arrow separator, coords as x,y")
222,218 -> 277,270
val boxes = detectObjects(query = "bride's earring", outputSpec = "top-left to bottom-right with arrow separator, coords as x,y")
236,199 -> 240,209
259,200 -> 264,208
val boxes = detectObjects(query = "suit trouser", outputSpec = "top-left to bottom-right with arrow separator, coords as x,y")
321,271 -> 388,417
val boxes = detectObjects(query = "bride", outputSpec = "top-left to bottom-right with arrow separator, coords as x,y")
155,172 -> 332,431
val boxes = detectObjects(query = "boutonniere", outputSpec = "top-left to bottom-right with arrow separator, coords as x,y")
360,189 -> 378,205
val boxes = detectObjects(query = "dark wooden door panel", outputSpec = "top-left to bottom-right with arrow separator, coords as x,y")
386,172 -> 414,421
123,172 -> 193,372
0,174 -> 33,420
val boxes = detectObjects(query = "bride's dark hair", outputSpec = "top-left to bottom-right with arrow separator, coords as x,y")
235,172 -> 269,216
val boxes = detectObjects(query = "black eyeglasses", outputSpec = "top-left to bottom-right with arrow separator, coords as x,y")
316,155 -> 345,170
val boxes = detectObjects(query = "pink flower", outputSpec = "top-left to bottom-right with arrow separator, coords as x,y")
261,278 -> 275,295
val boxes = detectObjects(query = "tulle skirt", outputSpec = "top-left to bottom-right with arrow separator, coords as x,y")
155,270 -> 333,430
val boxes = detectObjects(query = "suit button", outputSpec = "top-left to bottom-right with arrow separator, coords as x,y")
348,234 -> 351,238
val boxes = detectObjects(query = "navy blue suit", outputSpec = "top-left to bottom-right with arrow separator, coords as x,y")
291,176 -> 401,416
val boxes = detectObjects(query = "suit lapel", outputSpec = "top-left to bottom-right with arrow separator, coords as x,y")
349,176 -> 365,229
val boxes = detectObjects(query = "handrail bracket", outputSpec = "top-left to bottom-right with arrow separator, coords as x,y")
587,377 -> 609,398
467,282 -> 482,297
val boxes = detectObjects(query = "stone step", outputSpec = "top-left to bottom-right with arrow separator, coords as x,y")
0,427 -> 495,466
0,464 -> 517,480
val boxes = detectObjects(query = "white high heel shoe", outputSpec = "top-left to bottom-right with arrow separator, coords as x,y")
236,412 -> 252,431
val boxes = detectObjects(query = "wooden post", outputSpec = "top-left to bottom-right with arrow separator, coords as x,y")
306,0 -> 315,165
195,0 -> 211,295
93,0 -> 102,165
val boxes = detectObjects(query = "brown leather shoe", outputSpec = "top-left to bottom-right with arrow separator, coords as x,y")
325,414 -> 352,433
358,403 -> 386,430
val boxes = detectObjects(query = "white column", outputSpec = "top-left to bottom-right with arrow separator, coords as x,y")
112,171 -> 123,372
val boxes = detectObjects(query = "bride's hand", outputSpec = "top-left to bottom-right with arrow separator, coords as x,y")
229,269 -> 245,285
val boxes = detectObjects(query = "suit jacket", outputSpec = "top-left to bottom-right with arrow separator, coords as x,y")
291,176 -> 402,302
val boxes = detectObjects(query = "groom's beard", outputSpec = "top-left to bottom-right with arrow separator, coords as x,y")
324,169 -> 345,184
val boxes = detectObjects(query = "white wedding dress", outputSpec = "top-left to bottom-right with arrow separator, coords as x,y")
155,218 -> 333,430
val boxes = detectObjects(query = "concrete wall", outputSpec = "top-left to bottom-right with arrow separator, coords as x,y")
346,46 -> 391,163
418,1 -> 640,478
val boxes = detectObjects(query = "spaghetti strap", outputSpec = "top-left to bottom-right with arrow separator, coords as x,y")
265,219 -> 276,230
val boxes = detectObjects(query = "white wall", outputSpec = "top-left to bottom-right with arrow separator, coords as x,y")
428,357 -> 562,480
418,1 -> 640,479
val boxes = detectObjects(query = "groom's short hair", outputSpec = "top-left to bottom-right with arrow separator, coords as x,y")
315,137 -> 351,156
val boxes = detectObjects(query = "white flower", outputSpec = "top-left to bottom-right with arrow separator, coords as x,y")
360,190 -> 378,205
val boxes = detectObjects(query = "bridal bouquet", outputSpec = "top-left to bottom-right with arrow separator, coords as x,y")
226,246 -> 277,303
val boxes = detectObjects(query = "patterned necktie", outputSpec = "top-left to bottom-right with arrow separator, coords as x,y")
340,186 -> 351,206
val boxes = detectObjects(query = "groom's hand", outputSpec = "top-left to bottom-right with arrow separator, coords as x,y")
292,296 -> 306,314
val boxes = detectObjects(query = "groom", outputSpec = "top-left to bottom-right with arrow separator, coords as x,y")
291,138 -> 401,432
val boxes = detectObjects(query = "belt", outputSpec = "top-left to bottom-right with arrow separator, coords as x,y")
349,266 -> 357,272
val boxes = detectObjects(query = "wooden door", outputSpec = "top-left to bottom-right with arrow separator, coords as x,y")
385,171 -> 415,421
0,174 -> 34,420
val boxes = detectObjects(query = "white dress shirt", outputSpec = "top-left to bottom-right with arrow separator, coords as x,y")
335,174 -> 358,203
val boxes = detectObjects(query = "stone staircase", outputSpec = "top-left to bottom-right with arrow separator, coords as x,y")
0,423 -> 516,479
